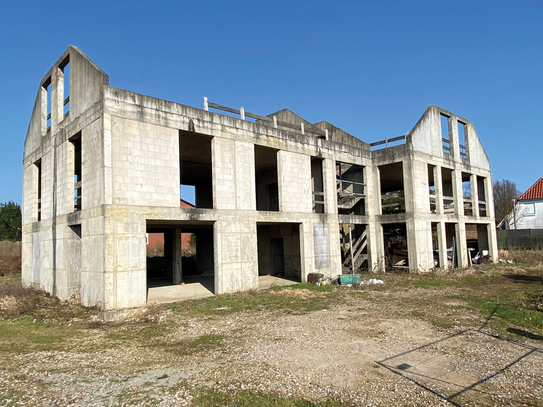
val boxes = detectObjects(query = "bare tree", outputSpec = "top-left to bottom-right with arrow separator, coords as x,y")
493,179 -> 520,225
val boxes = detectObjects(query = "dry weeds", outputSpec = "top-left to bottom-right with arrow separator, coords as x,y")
0,240 -> 21,276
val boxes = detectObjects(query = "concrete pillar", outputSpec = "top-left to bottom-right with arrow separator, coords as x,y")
374,165 -> 382,215
455,222 -> 468,268
471,174 -> 479,217
437,222 -> 448,269
51,67 -> 64,135
434,165 -> 443,215
173,227 -> 182,284
484,177 -> 495,219
410,219 -> 434,272
487,223 -> 499,262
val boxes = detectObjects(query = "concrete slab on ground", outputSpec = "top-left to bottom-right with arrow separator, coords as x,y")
147,275 -> 299,305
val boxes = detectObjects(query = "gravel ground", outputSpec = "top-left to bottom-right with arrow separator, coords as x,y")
0,286 -> 542,406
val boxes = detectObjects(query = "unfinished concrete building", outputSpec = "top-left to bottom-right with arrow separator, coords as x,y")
22,47 -> 498,310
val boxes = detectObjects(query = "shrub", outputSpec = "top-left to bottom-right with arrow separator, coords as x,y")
0,240 -> 22,275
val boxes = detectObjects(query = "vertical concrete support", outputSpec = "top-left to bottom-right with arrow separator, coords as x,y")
449,116 -> 460,161
235,141 -> 256,210
277,151 -> 312,213
452,170 -> 463,216
173,227 -> 182,285
102,208 -> 147,310
214,217 -> 258,294
322,159 -> 337,214
455,222 -> 469,268
410,161 -> 430,213
487,223 -> 499,261
300,221 -> 313,282
471,174 -> 479,217
434,165 -> 444,215
484,177 -> 495,219
373,165 -> 382,215
410,219 -> 434,272
51,66 -> 64,135
212,138 -> 236,210
403,160 -> 415,214
437,222 -> 448,268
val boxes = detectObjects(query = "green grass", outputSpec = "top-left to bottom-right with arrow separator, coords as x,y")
0,317 -> 79,352
413,277 -> 460,288
170,283 -> 340,317
191,389 -> 350,407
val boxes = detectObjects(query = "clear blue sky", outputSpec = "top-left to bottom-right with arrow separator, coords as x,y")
1,0 -> 542,205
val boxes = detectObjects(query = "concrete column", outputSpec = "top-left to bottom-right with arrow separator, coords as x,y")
487,223 -> 499,262
403,160 -> 415,214
449,117 -> 460,162
173,227 -> 182,284
455,222 -> 468,268
437,222 -> 448,268
51,67 -> 64,135
410,219 -> 434,272
323,158 -> 337,215
434,165 -> 443,215
368,223 -> 385,272
471,174 -> 479,217
484,177 -> 495,219
374,165 -> 382,215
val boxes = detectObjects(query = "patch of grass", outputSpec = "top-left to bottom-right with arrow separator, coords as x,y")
163,333 -> 225,356
0,317 -> 79,352
191,389 -> 350,407
413,277 -> 460,288
431,318 -> 455,330
469,293 -> 543,331
175,284 -> 340,317
411,311 -> 426,317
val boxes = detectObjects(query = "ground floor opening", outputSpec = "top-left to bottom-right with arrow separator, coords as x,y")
383,223 -> 409,271
257,222 -> 302,283
339,223 -> 368,273
145,220 -> 215,303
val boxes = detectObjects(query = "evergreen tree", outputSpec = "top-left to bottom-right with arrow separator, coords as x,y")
0,201 -> 22,241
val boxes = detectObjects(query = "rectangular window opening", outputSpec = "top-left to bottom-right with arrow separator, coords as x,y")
477,176 -> 487,217
431,223 -> 440,267
255,145 -> 279,211
441,168 -> 454,214
441,114 -> 451,156
336,161 -> 365,215
60,56 -> 70,116
428,164 -> 436,213
179,131 -> 213,209
311,157 -> 325,214
43,78 -> 52,133
379,162 -> 405,215
35,160 -> 42,221
70,133 -> 82,211
458,121 -> 467,160
462,172 -> 472,216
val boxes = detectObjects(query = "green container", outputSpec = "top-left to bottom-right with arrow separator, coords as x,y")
339,274 -> 361,285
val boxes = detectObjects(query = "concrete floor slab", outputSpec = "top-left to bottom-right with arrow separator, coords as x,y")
147,275 -> 299,305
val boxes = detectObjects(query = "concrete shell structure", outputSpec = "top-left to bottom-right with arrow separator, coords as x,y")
22,47 -> 498,310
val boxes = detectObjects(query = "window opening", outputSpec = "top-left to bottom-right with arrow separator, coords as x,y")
311,157 -> 325,214
36,160 -> 42,221
70,133 -> 82,211
379,162 -> 405,215
441,114 -> 451,156
428,164 -> 436,213
257,223 -> 302,282
441,168 -> 454,214
477,176 -> 487,217
462,172 -> 472,216
255,145 -> 279,211
458,121 -> 467,160
43,78 -> 52,133
336,162 -> 365,215
179,131 -> 213,209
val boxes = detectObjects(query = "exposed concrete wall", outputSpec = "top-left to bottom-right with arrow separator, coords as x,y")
110,117 -> 179,207
22,47 -> 499,310
277,151 -> 312,213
